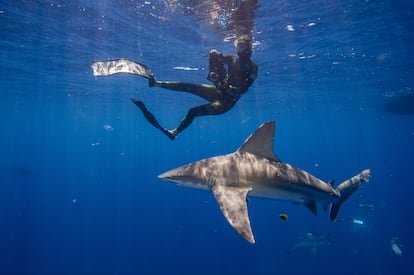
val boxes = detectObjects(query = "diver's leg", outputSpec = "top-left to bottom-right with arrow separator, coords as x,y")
154,81 -> 219,102
130,98 -> 175,140
170,100 -> 233,139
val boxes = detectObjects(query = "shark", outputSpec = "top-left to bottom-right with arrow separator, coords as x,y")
288,232 -> 333,255
158,121 -> 371,243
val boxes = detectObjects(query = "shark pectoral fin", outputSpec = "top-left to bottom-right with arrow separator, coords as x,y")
304,200 -> 318,216
211,185 -> 255,244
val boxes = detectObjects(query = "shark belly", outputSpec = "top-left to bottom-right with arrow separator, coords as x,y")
248,185 -> 334,204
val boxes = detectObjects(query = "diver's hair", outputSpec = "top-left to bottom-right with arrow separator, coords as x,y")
234,34 -> 253,55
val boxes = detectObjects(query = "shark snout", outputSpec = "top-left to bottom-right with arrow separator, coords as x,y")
158,172 -> 172,180
158,165 -> 191,183
158,169 -> 182,182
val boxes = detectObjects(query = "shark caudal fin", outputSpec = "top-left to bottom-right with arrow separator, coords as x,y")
329,169 -> 371,222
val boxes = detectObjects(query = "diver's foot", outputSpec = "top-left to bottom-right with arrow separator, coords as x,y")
161,128 -> 176,141
148,75 -> 156,87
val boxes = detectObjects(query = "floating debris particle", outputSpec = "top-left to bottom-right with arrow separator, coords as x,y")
286,25 -> 295,31
173,66 -> 200,71
103,124 -> 113,131
352,218 -> 364,225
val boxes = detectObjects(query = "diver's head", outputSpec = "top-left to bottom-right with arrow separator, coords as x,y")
234,34 -> 253,56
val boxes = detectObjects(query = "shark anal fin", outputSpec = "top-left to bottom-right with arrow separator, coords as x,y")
212,185 -> 254,244
304,200 -> 318,216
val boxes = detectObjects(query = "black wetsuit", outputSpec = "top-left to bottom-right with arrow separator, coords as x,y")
132,49 -> 258,140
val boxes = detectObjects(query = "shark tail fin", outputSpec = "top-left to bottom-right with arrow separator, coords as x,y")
329,169 -> 371,222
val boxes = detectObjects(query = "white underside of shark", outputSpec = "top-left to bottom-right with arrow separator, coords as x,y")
158,121 -> 371,244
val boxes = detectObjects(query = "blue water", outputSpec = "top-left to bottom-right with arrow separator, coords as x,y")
1,0 -> 413,274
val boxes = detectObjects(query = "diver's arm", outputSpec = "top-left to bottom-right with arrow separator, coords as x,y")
245,61 -> 258,88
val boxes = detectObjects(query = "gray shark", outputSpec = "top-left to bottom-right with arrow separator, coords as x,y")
288,232 -> 332,255
158,121 -> 371,243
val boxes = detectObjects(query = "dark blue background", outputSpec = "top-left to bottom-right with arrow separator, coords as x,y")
1,1 -> 413,274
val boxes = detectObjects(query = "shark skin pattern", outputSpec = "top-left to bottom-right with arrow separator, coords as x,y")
158,121 -> 371,244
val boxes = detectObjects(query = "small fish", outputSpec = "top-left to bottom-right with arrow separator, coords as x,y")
279,213 -> 288,221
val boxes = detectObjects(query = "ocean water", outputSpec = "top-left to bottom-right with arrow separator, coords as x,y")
1,0 -> 413,274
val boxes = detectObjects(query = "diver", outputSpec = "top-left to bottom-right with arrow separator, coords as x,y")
91,0 -> 258,140
92,36 -> 257,140
130,36 -> 258,140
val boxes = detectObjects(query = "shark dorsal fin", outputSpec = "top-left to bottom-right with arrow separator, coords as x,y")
237,121 -> 280,162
